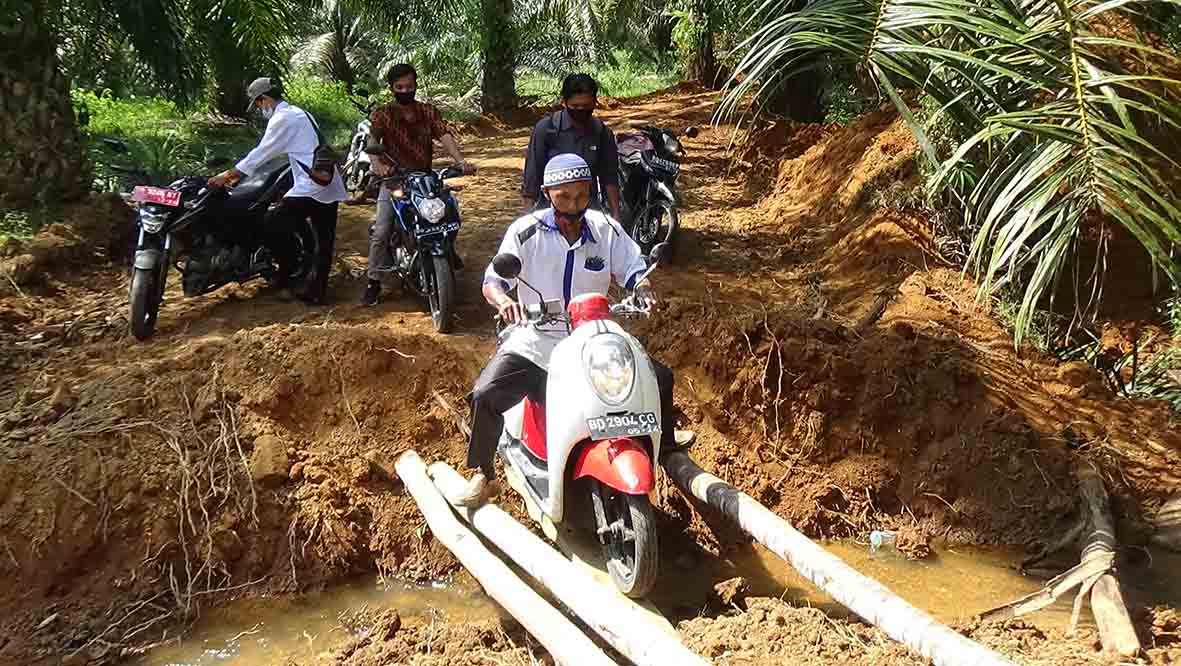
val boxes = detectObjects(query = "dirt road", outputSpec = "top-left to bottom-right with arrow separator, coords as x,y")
1,85 -> 1179,665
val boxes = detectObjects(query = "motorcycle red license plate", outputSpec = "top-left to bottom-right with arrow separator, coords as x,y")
587,412 -> 658,439
132,186 -> 182,207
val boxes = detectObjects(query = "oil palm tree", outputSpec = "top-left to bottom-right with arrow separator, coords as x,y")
0,0 -> 308,207
721,0 -> 1181,343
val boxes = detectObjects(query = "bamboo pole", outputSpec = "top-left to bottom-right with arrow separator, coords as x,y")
661,450 -> 1014,666
395,451 -> 618,666
429,462 -> 710,666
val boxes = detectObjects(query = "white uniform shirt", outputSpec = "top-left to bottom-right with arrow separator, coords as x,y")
235,101 -> 347,204
484,209 -> 648,369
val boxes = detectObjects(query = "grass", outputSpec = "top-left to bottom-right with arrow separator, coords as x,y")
516,52 -> 681,102
992,289 -> 1061,353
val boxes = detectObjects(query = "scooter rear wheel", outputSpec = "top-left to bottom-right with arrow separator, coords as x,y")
592,481 -> 658,598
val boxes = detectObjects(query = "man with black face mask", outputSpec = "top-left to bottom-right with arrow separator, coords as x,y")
521,73 -> 622,221
452,154 -> 693,506
362,63 -> 474,307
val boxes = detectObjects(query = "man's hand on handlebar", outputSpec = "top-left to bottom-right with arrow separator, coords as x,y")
207,169 -> 241,189
495,296 -> 527,325
632,282 -> 657,310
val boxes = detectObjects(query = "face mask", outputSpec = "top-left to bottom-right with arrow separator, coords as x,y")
395,91 -> 417,105
261,105 -> 275,120
567,107 -> 593,124
555,207 -> 588,226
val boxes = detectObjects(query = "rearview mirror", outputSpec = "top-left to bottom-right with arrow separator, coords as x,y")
684,126 -> 699,138
492,253 -> 522,280
205,156 -> 231,168
648,242 -> 670,266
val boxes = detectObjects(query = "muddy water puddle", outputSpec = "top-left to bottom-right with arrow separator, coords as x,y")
665,540 -> 1181,631
140,541 -> 1181,664
136,577 -> 498,666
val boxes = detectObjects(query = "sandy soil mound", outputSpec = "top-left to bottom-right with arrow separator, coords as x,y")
1,323 -> 483,663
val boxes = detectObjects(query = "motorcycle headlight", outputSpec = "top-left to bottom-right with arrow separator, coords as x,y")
417,196 -> 447,224
663,134 -> 683,157
139,208 -> 169,234
583,334 -> 636,406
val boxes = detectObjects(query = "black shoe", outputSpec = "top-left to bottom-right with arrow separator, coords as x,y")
361,280 -> 381,306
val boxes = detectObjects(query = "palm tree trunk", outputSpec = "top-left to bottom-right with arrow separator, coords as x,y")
686,0 -> 722,88
480,0 -> 518,112
0,0 -> 92,209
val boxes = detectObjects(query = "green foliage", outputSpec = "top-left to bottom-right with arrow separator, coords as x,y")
722,0 -> 1181,347
517,51 -> 680,101
285,78 -> 359,146
1,210 -> 42,242
73,76 -> 365,193
823,78 -> 871,126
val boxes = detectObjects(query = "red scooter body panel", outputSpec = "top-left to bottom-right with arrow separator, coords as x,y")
572,437 -> 654,494
521,399 -> 547,460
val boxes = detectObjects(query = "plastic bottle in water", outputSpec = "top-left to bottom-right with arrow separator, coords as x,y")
869,530 -> 897,553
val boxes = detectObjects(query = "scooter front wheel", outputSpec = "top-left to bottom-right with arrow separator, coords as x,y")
592,481 -> 658,598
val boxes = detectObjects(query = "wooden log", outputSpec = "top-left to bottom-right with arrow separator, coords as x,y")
1077,462 -> 1140,657
1091,575 -> 1141,657
394,451 -> 618,666
429,462 -> 710,666
661,450 -> 1013,666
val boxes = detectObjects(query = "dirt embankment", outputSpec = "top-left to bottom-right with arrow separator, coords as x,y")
1,86 -> 1179,665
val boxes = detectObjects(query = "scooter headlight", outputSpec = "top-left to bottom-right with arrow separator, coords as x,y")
139,208 -> 168,234
417,196 -> 446,224
583,334 -> 636,406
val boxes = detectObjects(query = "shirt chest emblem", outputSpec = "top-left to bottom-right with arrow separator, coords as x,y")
584,255 -> 605,272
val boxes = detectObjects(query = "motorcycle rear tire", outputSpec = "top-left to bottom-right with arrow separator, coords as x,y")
129,267 -> 161,340
632,201 -> 678,259
428,255 -> 455,333
593,482 -> 659,598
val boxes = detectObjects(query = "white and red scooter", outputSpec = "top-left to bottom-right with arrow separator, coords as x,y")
490,244 -> 669,598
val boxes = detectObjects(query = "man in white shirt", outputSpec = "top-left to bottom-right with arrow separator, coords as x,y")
454,153 -> 692,506
208,77 -> 347,304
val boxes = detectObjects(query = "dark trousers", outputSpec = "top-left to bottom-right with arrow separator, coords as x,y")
268,197 -> 338,301
466,351 -> 676,478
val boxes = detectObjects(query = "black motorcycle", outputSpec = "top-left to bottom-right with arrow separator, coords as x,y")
112,142 -> 317,340
618,125 -> 698,255
364,145 -> 466,333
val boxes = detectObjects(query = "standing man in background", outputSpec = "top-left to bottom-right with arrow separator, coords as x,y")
362,63 -> 475,307
520,73 -> 622,221
208,77 -> 346,304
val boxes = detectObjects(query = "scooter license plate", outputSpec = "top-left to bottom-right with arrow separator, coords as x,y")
587,412 -> 659,439
416,220 -> 461,238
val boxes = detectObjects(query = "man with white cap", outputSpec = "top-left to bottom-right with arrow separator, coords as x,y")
453,153 -> 693,506
208,77 -> 347,304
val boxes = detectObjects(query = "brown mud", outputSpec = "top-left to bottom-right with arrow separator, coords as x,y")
1,85 -> 1179,665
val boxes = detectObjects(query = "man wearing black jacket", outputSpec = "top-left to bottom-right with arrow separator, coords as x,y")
520,74 -> 621,221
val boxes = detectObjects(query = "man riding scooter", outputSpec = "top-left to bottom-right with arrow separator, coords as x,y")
454,153 -> 693,506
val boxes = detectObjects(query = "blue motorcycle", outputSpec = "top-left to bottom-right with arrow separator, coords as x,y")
365,146 -> 466,333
